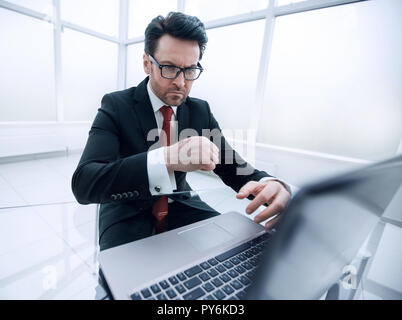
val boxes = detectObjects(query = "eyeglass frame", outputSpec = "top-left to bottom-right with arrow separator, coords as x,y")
148,54 -> 204,81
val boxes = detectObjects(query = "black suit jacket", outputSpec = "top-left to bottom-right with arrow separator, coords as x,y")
71,77 -> 271,240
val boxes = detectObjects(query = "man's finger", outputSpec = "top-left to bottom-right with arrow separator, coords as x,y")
236,181 -> 259,199
200,163 -> 215,171
253,202 -> 281,223
209,140 -> 218,151
264,215 -> 281,230
211,144 -> 219,161
245,187 -> 276,214
210,147 -> 219,163
253,191 -> 289,223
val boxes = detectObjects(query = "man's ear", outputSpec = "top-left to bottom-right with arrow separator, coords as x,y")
143,53 -> 151,75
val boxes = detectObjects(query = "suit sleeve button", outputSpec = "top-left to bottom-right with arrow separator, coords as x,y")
132,190 -> 140,199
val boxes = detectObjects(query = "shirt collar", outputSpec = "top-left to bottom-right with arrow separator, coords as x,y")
147,80 -> 177,116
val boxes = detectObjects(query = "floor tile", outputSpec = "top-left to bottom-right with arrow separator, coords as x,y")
14,175 -> 76,205
356,290 -> 383,300
0,158 -> 75,206
36,155 -> 81,180
0,160 -> 64,189
32,202 -> 97,234
69,284 -> 99,300
33,202 -> 99,274
55,219 -> 98,273
0,206 -> 56,256
0,234 -> 95,300
49,272 -> 98,300
0,175 -> 27,208
366,223 -> 402,294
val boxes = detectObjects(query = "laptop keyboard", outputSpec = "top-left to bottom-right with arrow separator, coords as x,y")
129,232 -> 271,300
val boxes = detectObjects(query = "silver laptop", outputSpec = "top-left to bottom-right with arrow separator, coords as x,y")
99,154 -> 402,300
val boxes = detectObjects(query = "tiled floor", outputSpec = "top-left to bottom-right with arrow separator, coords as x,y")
0,153 -> 264,300
1,153 -> 401,300
0,153 -> 99,299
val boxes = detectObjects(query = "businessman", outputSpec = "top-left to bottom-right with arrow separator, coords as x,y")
71,12 -> 291,253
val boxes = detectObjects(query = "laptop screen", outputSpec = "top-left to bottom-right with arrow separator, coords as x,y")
247,155 -> 402,299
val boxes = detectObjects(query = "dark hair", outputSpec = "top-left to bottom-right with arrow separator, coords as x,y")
144,12 -> 208,60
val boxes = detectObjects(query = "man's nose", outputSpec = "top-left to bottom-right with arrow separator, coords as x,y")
172,71 -> 186,88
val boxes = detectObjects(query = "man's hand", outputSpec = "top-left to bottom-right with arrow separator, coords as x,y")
164,136 -> 220,172
236,180 -> 291,229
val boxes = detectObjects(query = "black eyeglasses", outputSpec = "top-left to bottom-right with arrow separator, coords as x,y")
148,54 -> 204,81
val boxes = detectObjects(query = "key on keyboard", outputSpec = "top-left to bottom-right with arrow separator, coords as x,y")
183,287 -> 205,300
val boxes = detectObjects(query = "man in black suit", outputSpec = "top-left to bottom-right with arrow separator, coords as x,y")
71,12 -> 291,254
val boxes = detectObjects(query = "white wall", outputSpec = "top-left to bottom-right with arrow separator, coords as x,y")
0,122 -> 90,160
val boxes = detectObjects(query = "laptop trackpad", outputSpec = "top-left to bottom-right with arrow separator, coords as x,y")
178,222 -> 234,252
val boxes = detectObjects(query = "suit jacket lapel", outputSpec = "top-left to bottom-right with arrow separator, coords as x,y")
131,77 -> 192,152
177,100 -> 191,141
131,77 -> 160,150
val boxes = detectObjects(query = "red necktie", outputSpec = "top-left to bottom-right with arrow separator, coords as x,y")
152,106 -> 173,234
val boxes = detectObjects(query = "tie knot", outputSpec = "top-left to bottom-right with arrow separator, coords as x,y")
160,105 -> 173,122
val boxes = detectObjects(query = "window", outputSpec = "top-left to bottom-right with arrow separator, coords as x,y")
61,29 -> 118,121
190,20 -> 266,131
257,0 -> 402,161
128,0 -> 177,39
61,0 -> 119,37
6,0 -> 53,14
0,9 -> 55,121
127,43 -> 147,88
185,0 -> 269,22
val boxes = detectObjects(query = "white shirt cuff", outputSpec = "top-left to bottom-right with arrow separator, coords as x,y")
147,147 -> 174,196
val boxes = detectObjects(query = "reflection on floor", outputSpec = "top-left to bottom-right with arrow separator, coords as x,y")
0,153 -> 262,300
